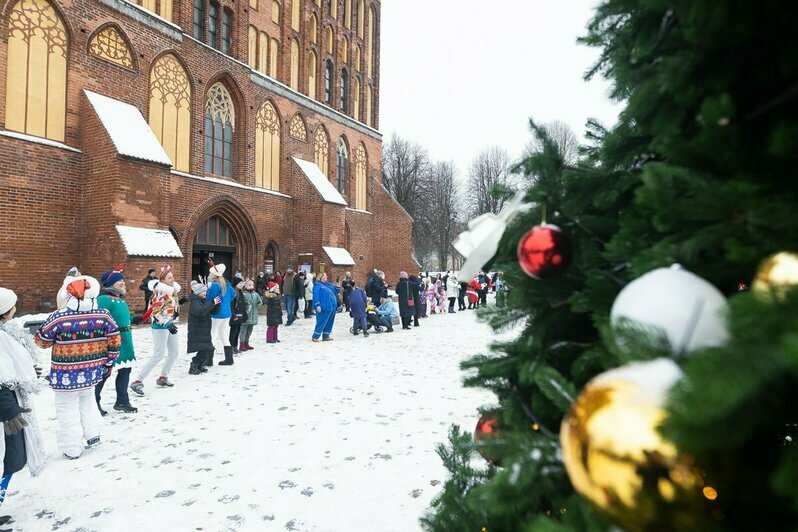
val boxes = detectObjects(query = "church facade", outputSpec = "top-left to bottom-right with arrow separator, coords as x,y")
0,0 -> 415,312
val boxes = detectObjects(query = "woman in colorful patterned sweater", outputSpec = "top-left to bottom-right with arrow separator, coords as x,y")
95,266 -> 138,415
130,265 -> 182,394
35,275 -> 120,459
0,287 -> 46,522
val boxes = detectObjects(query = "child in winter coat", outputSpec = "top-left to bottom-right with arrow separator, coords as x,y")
436,280 -> 448,314
36,276 -> 120,459
240,279 -> 262,350
187,281 -> 221,374
95,266 -> 138,415
229,275 -> 248,354
264,282 -> 283,343
0,287 -> 46,517
349,284 -> 369,337
130,265 -> 182,394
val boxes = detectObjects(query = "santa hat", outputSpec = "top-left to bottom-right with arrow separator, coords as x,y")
0,287 -> 17,316
268,281 -> 279,292
159,264 -> 172,280
209,261 -> 226,278
101,264 -> 125,288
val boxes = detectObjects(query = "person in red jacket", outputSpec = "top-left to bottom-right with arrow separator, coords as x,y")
467,278 -> 481,309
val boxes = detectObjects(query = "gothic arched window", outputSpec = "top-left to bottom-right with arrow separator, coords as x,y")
149,54 -> 192,171
314,126 -> 329,175
336,138 -> 348,195
204,83 -> 236,177
255,101 -> 280,190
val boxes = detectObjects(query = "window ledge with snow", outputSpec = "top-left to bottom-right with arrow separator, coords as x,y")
171,170 -> 292,199
0,130 -> 82,153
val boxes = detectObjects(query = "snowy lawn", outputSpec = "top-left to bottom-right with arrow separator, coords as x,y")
5,307 -> 510,531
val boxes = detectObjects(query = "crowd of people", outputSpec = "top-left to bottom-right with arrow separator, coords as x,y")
0,262 -> 501,524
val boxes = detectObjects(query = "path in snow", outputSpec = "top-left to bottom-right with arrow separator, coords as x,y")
6,307 -> 510,531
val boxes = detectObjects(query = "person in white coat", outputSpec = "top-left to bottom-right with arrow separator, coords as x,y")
446,276 -> 460,314
0,288 -> 46,520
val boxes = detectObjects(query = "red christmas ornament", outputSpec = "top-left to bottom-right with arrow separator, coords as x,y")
517,223 -> 572,279
474,412 -> 502,466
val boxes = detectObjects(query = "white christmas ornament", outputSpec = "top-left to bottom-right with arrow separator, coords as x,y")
610,264 -> 729,354
453,190 -> 526,282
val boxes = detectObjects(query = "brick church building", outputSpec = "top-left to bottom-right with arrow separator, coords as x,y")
0,0 -> 416,312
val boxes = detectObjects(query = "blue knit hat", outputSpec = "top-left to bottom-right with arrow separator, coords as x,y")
101,269 -> 125,288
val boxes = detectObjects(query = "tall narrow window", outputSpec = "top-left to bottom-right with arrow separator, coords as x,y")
5,0 -> 68,141
308,50 -> 317,99
269,38 -> 279,77
325,26 -> 333,54
324,60 -> 333,105
290,39 -> 300,90
204,83 -> 235,177
208,3 -> 218,48
149,54 -> 192,171
352,77 -> 360,121
336,138 -> 348,195
354,143 -> 367,209
314,126 -> 329,176
356,0 -> 364,37
340,36 -> 348,63
340,69 -> 348,113
291,0 -> 300,31
249,0 -> 258,9
193,0 -> 205,40
344,0 -> 350,27
159,0 -> 173,21
255,101 -> 281,190
329,0 -> 336,19
222,9 -> 232,55
367,6 -> 374,76
258,32 -> 268,73
248,26 -> 257,67
271,0 -> 280,23
354,45 -> 361,71
309,14 -> 318,43
365,84 -> 372,126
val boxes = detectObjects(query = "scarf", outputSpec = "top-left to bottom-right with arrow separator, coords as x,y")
103,287 -> 125,298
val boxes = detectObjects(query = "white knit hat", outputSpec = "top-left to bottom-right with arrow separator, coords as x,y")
209,263 -> 226,278
0,287 -> 17,316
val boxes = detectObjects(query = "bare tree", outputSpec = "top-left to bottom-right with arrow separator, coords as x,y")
523,120 -> 580,166
466,146 -> 516,218
425,161 -> 461,269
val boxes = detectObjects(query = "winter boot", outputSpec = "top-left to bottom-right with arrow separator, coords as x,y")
188,362 -> 202,375
113,403 -> 138,413
219,346 -> 235,365
363,331 -> 369,337
85,436 -> 101,449
96,400 -> 107,417
238,342 -> 247,352
245,342 -> 254,350
156,376 -> 174,387
130,380 -> 145,396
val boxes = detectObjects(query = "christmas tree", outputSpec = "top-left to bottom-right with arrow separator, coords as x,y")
423,1 -> 798,530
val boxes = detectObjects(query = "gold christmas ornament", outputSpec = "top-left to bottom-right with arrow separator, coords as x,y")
560,359 -> 717,531
752,252 -> 798,297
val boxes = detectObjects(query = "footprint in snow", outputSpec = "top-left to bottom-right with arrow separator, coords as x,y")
182,499 -> 197,506
323,483 -> 335,490
278,480 -> 297,489
301,487 -> 314,497
410,489 -> 423,498
262,515 -> 275,521
218,494 -> 240,504
155,490 -> 175,498
373,453 -> 392,460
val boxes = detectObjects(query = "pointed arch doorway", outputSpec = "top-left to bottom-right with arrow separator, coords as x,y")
193,215 -> 236,281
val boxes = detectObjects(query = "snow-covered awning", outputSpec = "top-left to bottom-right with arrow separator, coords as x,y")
116,225 -> 183,258
292,157 -> 347,206
323,246 -> 356,266
84,90 -> 172,166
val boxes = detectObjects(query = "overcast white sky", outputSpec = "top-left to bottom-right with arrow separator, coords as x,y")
379,0 -> 623,179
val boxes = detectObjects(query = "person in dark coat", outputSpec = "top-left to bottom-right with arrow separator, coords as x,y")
255,272 -> 267,297
264,282 -> 283,343
187,281 -> 220,374
229,275 -> 248,354
395,272 -> 414,329
409,274 -> 423,327
139,268 -> 156,312
458,280 -> 468,311
370,271 -> 386,307
341,272 -> 355,312
349,283 -> 368,336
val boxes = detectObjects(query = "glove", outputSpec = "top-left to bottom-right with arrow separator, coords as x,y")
213,296 -> 222,305
103,363 -> 114,379
4,408 -> 31,435
168,323 -> 178,335
178,296 -> 189,305
34,365 -> 43,378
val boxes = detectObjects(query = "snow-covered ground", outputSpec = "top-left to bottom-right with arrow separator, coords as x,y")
5,306 -> 510,531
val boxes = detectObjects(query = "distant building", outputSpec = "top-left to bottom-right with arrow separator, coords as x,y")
0,0 -> 416,311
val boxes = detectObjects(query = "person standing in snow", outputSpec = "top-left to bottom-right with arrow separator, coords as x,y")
187,281 -> 220,375
95,266 -> 138,415
255,272 -> 267,297
206,263 -> 236,366
349,282 -> 369,337
446,275 -> 460,313
55,266 -> 81,310
264,281 -> 282,344
130,265 -> 182,395
0,287 -> 46,518
240,279 -> 261,351
229,275 -> 248,354
395,272 -> 414,330
139,268 -> 157,312
341,272 -> 354,312
36,275 -> 120,459
369,271 -> 386,307
304,272 -> 315,318
409,274 -> 423,327
311,273 -> 339,342
282,267 -> 298,326
458,280 -> 468,311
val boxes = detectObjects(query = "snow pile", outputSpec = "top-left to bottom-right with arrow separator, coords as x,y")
322,247 -> 356,266
5,309 -> 510,530
116,225 -> 184,258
